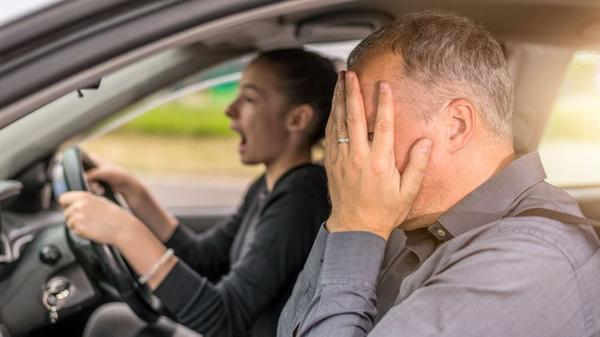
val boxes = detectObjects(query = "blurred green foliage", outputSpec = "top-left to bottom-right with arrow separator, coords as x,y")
119,82 -> 238,137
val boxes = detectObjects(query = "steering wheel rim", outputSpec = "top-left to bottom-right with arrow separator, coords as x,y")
56,146 -> 163,323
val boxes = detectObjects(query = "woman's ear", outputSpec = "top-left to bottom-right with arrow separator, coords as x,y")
444,98 -> 476,152
286,104 -> 315,133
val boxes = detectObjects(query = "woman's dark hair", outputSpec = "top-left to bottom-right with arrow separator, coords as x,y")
253,48 -> 337,146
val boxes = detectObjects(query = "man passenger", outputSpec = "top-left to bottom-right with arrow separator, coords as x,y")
278,10 -> 600,337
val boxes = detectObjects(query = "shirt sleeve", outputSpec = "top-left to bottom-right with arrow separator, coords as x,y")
299,227 -> 581,337
297,231 -> 386,337
277,225 -> 329,337
154,182 -> 327,337
165,213 -> 243,282
164,182 -> 255,281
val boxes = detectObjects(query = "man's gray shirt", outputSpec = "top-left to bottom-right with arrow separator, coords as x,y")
277,152 -> 600,337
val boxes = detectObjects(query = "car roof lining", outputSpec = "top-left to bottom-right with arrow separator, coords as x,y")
4,0 -> 598,124
290,0 -> 600,48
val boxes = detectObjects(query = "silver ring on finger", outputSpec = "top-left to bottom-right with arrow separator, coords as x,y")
337,137 -> 350,144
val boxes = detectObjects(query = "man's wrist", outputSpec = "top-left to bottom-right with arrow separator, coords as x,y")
320,230 -> 386,285
326,218 -> 392,240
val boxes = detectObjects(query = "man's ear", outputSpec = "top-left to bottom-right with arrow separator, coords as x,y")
444,98 -> 476,152
286,104 -> 315,132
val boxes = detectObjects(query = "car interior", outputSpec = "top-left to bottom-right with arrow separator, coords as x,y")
0,0 -> 599,336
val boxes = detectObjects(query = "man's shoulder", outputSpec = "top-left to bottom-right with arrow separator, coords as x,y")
489,180 -> 598,266
464,211 -> 600,270
401,212 -> 600,337
513,180 -> 580,213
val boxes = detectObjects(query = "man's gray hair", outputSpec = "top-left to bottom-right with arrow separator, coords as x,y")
348,10 -> 513,138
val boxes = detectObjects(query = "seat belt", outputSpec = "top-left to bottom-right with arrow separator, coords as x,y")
515,208 -> 600,238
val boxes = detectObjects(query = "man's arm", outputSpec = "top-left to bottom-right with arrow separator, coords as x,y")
299,225 -> 580,337
277,226 -> 329,337
299,69 -> 431,335
298,231 -> 385,337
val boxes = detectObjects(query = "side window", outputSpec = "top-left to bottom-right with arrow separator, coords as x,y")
539,51 -> 600,188
80,60 -> 260,209
79,42 -> 357,210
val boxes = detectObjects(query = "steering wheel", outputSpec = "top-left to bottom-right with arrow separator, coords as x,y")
53,146 -> 163,323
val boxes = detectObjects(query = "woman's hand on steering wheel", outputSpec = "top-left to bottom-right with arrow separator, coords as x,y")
81,154 -> 178,243
85,155 -> 146,207
59,191 -> 144,248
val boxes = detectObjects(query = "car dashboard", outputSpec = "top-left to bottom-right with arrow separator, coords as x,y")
0,172 -> 100,336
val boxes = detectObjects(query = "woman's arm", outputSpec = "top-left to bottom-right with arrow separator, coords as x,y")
162,180 -> 258,281
59,174 -> 327,337
59,191 -> 178,289
154,183 -> 328,337
164,211 -> 244,281
85,157 -> 178,242
123,182 -> 179,242
60,192 -> 244,288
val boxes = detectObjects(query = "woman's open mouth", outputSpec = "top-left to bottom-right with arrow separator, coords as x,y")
230,124 -> 248,154
238,133 -> 248,153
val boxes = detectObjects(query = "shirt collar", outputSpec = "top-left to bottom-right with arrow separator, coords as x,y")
405,228 -> 439,263
426,151 -> 547,242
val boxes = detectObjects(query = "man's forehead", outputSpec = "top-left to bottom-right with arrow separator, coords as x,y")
349,50 -> 401,76
352,73 -> 404,110
350,63 -> 404,100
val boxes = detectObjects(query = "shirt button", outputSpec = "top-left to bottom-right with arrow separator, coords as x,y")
436,229 -> 447,237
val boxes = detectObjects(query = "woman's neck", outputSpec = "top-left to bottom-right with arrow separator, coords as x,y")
264,148 -> 312,191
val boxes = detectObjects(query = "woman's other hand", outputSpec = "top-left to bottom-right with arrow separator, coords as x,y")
85,154 -> 145,205
83,155 -> 178,242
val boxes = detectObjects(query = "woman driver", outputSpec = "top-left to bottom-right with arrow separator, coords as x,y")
59,48 -> 337,337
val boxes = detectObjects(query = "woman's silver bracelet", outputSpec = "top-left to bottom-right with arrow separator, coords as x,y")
138,248 -> 175,285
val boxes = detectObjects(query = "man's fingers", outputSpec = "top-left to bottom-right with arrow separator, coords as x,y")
344,71 -> 368,156
334,71 -> 348,140
371,81 -> 395,157
325,72 -> 344,163
399,138 -> 432,205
